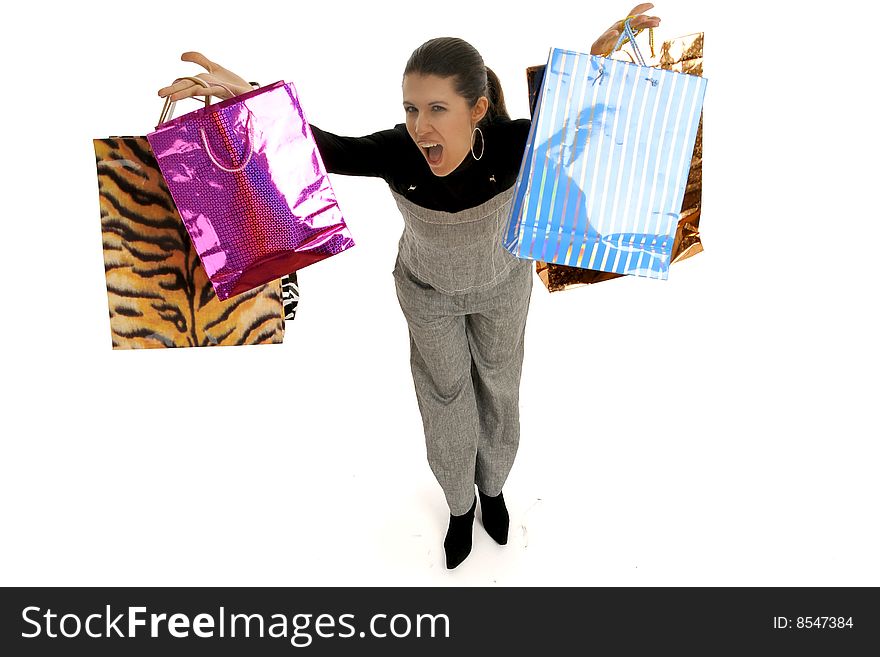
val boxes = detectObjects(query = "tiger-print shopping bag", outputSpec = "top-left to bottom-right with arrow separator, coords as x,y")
94,136 -> 299,349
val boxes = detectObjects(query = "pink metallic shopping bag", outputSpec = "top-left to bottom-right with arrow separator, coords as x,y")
147,80 -> 354,300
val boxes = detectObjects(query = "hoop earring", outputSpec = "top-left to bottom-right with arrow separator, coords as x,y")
471,126 -> 484,161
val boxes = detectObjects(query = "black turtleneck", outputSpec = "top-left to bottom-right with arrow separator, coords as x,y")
309,118 -> 531,213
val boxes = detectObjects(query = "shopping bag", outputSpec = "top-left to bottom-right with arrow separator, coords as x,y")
503,21 -> 707,280
94,134 -> 290,349
146,79 -> 354,301
526,32 -> 705,291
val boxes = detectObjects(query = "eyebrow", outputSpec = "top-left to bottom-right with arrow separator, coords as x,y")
402,100 -> 449,106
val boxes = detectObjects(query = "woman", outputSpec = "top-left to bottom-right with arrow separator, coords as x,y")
159,4 -> 661,569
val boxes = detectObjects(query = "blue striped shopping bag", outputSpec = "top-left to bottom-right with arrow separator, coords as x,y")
503,21 -> 708,280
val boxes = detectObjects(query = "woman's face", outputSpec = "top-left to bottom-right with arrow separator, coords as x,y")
402,74 -> 488,177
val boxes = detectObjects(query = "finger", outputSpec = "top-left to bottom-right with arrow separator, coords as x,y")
603,29 -> 620,45
201,84 -> 233,100
627,3 -> 654,17
158,78 -> 202,98
164,81 -> 208,102
162,81 -> 232,101
593,29 -> 620,55
608,4 -> 653,32
631,15 -> 660,29
180,51 -> 216,73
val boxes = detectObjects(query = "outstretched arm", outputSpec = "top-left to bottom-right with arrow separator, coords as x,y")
309,124 -> 401,180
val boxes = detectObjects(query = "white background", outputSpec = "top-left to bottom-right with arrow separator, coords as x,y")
1,0 -> 877,586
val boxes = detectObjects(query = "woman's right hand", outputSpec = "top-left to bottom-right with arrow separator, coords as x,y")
158,52 -> 253,101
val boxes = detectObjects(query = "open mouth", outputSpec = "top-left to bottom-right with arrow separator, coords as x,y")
420,143 -> 444,166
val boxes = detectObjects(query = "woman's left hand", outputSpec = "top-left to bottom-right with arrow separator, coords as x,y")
590,3 -> 661,56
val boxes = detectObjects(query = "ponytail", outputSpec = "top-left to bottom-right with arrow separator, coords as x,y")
484,66 -> 509,123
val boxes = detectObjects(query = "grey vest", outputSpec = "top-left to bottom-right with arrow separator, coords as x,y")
390,186 -> 519,295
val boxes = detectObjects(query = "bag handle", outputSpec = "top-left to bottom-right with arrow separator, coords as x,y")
157,76 -> 239,125
607,17 -> 656,66
199,110 -> 255,173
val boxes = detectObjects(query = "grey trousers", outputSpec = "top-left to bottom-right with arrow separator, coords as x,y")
393,255 -> 533,515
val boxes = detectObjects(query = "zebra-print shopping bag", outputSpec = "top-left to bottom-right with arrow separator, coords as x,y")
94,136 -> 299,349
525,32 -> 705,291
504,21 -> 708,280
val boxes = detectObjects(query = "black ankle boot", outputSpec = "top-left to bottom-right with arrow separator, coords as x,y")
444,496 -> 477,569
478,489 -> 509,545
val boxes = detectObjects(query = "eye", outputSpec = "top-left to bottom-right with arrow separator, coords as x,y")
404,106 -> 417,114
432,106 -> 446,112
